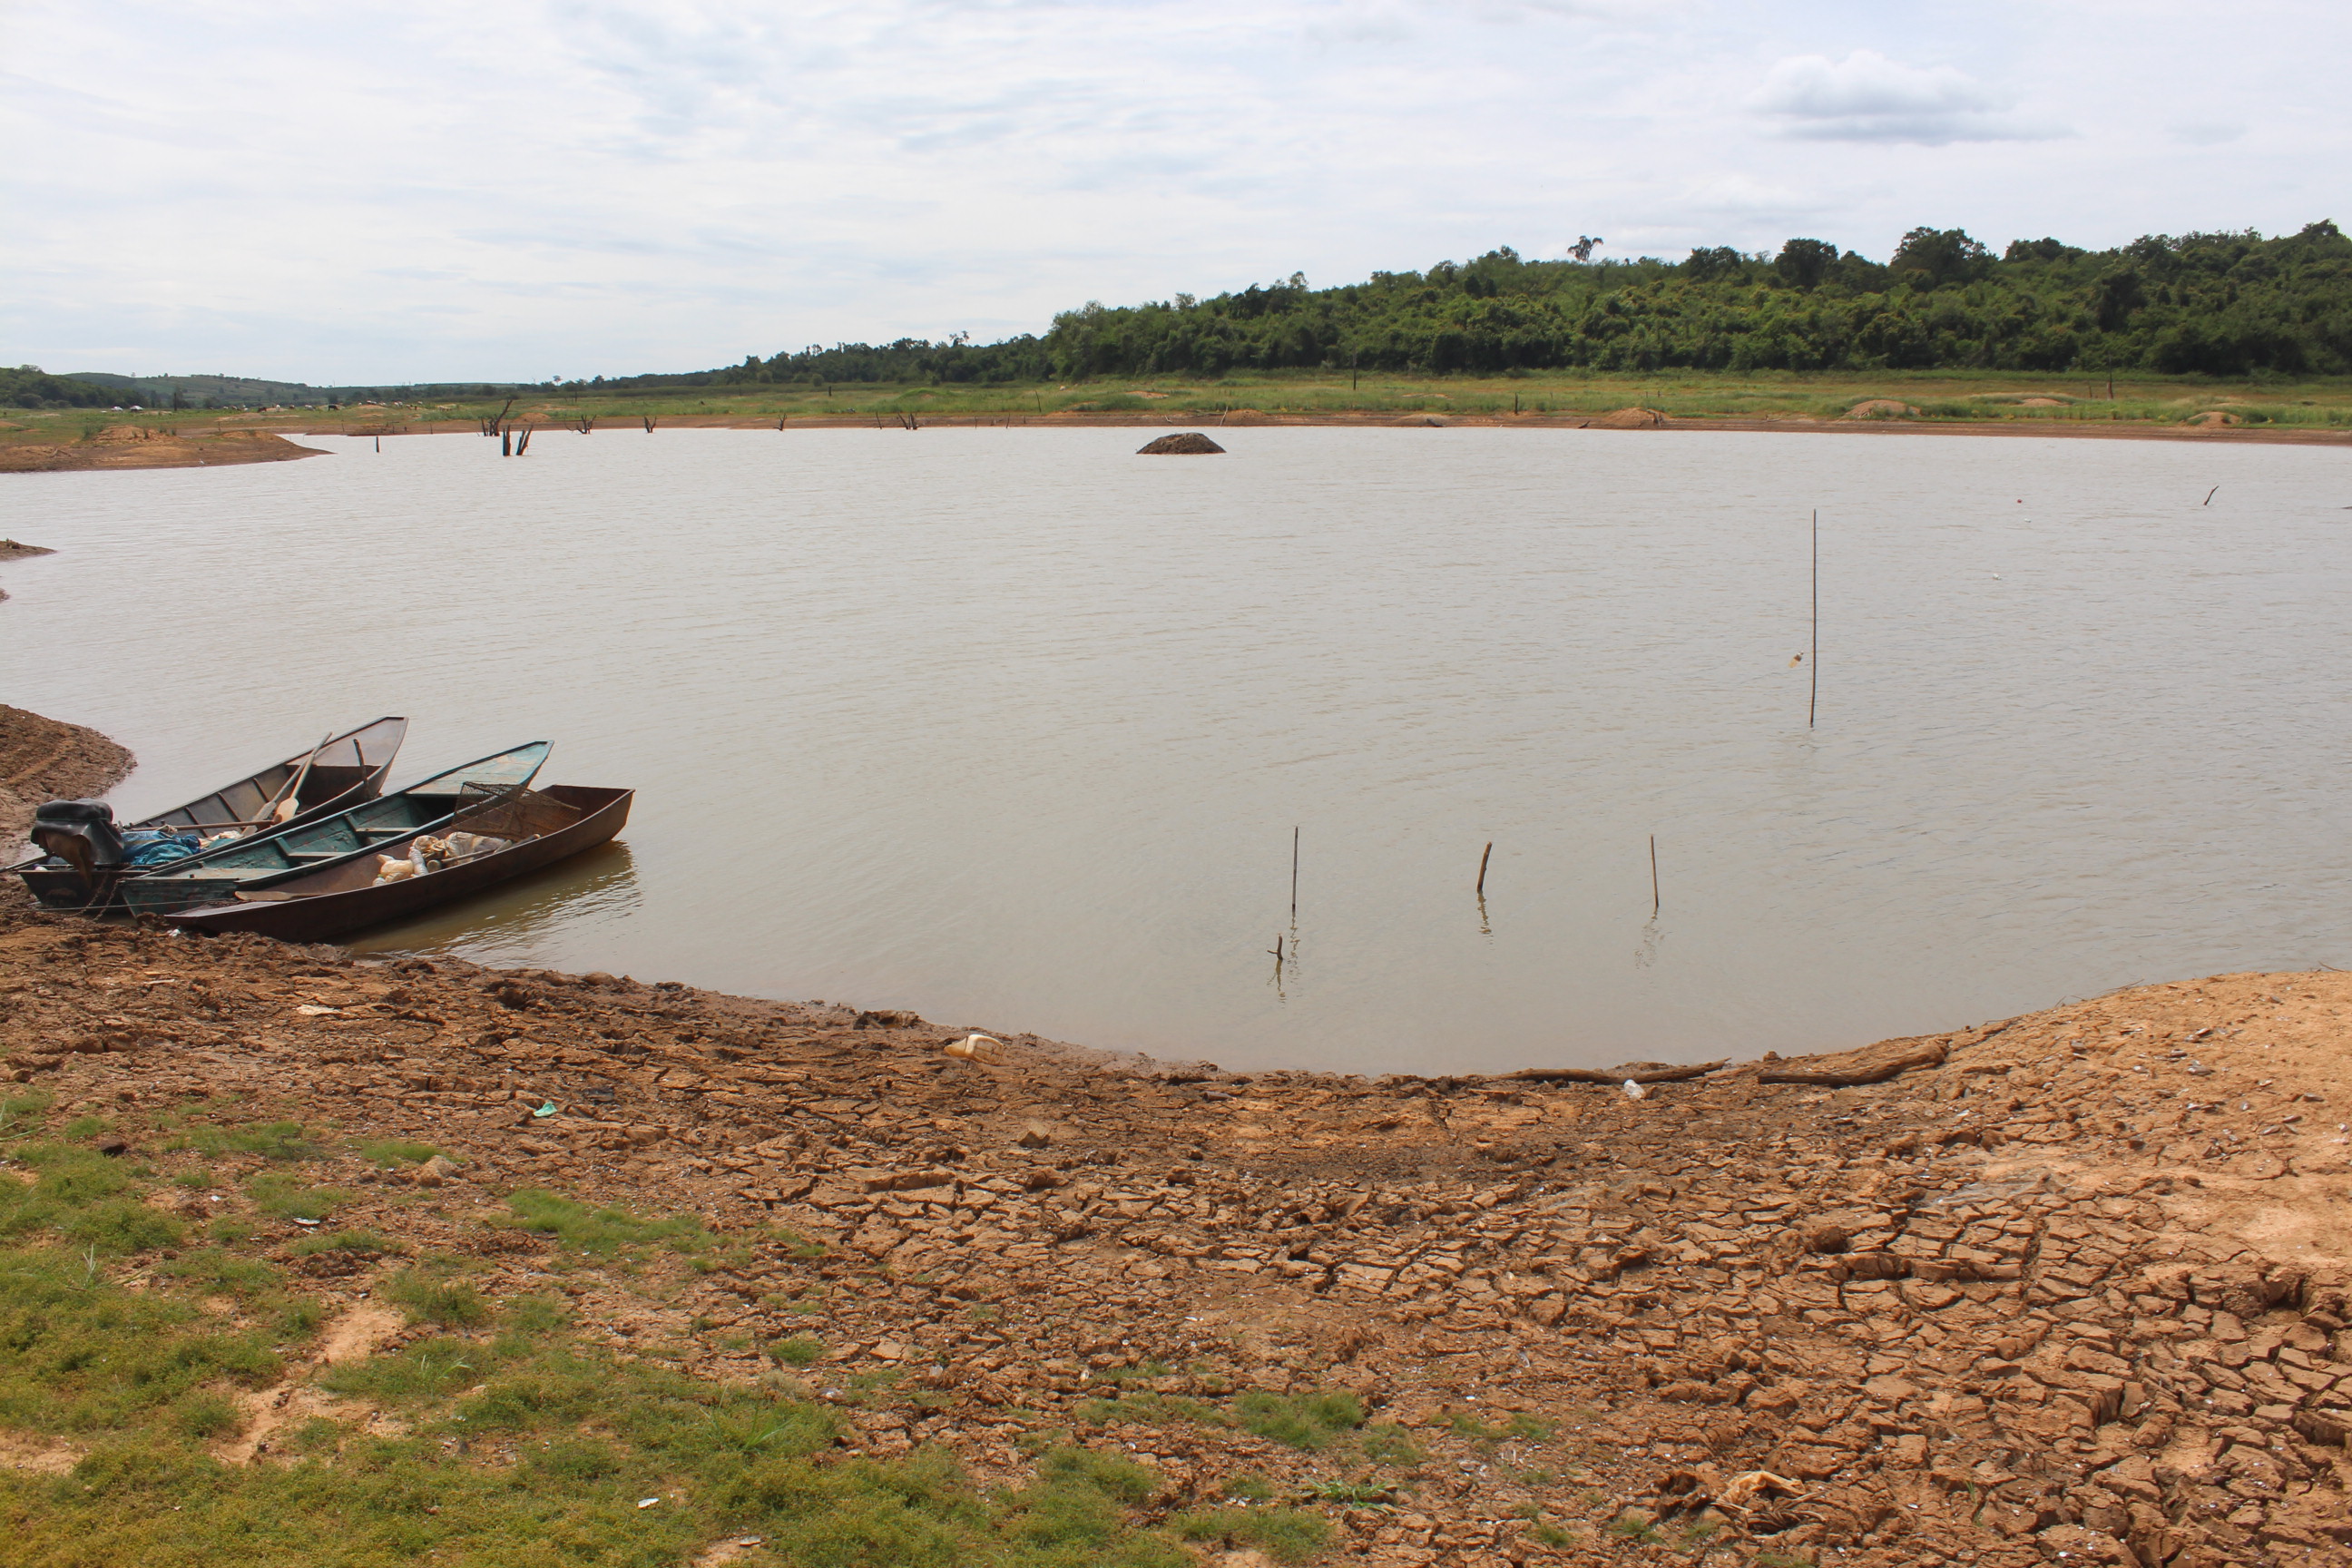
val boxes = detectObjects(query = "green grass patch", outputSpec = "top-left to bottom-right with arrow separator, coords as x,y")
244,1174 -> 348,1222
1171,1504 -> 1334,1563
0,1251 -> 1261,1567
0,1142 -> 184,1253
354,1139 -> 440,1167
0,1243 -> 280,1433
158,1246 -> 281,1298
318,1335 -> 488,1402
1358,1421 -> 1426,1465
1235,1388 -> 1366,1450
286,1228 -> 395,1258
500,1189 -> 713,1256
767,1334 -> 825,1367
382,1262 -> 490,1328
1446,1409 -> 1554,1444
0,1090 -> 53,1132
170,1120 -> 318,1161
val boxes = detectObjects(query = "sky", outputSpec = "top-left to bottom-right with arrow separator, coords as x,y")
5,0 -> 2345,384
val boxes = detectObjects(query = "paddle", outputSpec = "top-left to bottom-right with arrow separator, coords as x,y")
257,731 -> 334,828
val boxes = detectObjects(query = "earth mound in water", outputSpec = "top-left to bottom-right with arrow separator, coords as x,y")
1137,432 -> 1226,455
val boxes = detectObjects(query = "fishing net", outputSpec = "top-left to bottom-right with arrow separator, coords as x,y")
447,784 -> 584,842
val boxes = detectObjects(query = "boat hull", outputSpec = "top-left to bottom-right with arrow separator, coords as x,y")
163,785 -> 631,942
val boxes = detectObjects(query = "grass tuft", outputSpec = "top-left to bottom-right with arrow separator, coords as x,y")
1235,1387 -> 1366,1450
500,1189 -> 713,1256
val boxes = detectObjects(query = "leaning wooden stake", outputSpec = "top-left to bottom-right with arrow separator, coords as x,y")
1290,827 -> 1299,922
1650,835 -> 1660,916
1475,841 -> 1493,898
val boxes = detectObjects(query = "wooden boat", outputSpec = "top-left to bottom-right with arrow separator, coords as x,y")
163,784 -> 632,942
120,740 -> 552,918
10,716 -> 409,912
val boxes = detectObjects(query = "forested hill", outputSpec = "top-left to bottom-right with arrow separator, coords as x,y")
639,222 -> 2352,388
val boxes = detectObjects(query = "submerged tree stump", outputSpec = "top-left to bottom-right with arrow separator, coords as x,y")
1137,432 -> 1226,455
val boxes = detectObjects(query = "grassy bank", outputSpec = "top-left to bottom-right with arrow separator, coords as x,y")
7,368 -> 2352,446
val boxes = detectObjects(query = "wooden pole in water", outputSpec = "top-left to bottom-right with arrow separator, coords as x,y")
1650,835 -> 1660,916
1809,508 -> 1818,730
1475,841 -> 1493,898
1290,827 -> 1299,922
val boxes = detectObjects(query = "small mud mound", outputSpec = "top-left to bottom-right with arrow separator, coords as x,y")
0,705 -> 133,845
1593,407 -> 1667,428
2016,397 -> 2070,407
1391,414 -> 1451,427
1844,398 -> 1920,420
1137,432 -> 1226,455
2187,410 -> 2242,427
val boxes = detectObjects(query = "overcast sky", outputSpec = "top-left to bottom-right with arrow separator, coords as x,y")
5,0 -> 2343,384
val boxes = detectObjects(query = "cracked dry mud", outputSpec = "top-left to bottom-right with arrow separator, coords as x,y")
6,885 -> 2352,1566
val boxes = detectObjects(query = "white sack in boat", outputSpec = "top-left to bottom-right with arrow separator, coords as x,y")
372,855 -> 421,886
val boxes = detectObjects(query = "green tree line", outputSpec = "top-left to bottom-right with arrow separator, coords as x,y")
646,221 -> 2352,387
0,367 -> 134,409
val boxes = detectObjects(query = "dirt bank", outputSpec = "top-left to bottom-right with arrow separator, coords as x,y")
0,705 -> 132,845
0,425 -> 324,474
3,878 -> 2348,1564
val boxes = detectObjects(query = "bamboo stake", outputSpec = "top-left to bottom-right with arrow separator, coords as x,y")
1650,835 -> 1660,916
1809,508 -> 1818,730
1475,841 -> 1493,897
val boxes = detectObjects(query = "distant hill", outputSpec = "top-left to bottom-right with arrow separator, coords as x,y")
0,367 -> 127,409
28,372 -> 542,411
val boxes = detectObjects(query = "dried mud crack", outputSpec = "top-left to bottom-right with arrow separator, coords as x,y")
3,884 -> 2351,1565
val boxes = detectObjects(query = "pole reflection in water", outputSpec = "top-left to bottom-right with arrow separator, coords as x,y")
348,841 -> 642,968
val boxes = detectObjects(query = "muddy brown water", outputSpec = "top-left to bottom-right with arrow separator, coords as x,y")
5,426 -> 2348,1074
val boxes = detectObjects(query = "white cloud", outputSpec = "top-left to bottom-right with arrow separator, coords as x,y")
1750,50 -> 2057,144
0,3 -> 2343,381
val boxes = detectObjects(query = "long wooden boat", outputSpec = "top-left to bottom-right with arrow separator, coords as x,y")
163,784 -> 632,942
10,716 -> 409,912
119,740 -> 552,918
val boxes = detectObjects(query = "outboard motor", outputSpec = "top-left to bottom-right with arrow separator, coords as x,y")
30,799 -> 126,890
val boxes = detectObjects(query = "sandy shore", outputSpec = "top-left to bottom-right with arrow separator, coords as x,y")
3,818 -> 2349,1561
0,425 -> 323,475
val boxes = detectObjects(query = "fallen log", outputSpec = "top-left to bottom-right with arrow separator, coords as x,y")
1508,1059 -> 1727,1084
1757,1038 -> 1946,1087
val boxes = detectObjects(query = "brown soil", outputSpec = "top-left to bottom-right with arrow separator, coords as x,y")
0,705 -> 132,846
6,881 -> 2352,1564
1846,400 -> 1924,421
0,426 -> 324,475
0,540 -> 53,562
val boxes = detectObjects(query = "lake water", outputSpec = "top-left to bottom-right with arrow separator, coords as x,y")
6,426 -> 2350,1075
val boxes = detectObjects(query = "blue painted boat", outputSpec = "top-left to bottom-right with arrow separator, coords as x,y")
119,740 -> 551,917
